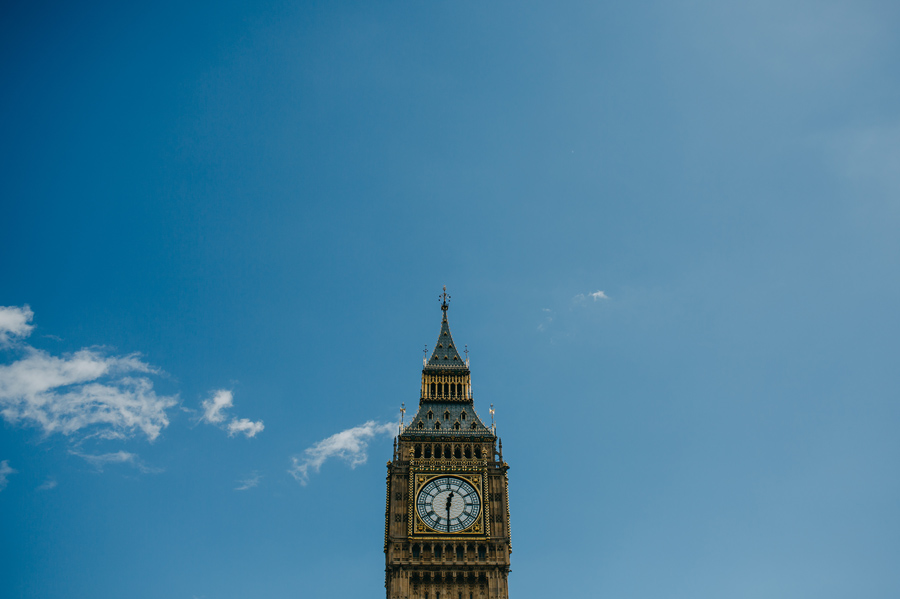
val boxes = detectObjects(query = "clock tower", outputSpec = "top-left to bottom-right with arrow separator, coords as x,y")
384,290 -> 511,599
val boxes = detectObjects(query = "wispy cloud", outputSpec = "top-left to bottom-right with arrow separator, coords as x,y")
201,389 -> 232,424
70,450 -> 161,474
199,390 -> 264,438
0,349 -> 177,440
289,421 -> 394,485
0,460 -> 17,491
0,306 -> 177,441
574,290 -> 609,303
0,305 -> 34,346
228,418 -> 264,438
235,472 -> 261,491
37,477 -> 58,491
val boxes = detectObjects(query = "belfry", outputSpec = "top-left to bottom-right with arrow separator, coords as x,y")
384,289 -> 511,599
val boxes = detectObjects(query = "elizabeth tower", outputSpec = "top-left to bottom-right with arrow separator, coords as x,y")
384,291 -> 511,599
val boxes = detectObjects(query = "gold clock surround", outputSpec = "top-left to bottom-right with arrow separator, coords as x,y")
409,472 -> 488,537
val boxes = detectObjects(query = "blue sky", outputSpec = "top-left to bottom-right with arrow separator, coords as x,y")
2,1 -> 899,597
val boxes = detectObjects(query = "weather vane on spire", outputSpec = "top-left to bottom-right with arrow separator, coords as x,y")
440,285 -> 450,311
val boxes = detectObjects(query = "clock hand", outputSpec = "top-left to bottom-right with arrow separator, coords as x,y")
446,492 -> 454,533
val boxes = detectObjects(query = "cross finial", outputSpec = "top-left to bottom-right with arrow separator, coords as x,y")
440,286 -> 450,312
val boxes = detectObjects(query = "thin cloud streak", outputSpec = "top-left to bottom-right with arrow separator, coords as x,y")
70,450 -> 161,474
235,472 -> 261,491
37,478 -> 58,491
574,290 -> 609,303
289,421 -> 394,485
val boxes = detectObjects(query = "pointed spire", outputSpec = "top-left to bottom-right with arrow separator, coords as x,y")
426,287 -> 467,369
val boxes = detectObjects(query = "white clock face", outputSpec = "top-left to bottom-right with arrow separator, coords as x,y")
416,476 -> 481,533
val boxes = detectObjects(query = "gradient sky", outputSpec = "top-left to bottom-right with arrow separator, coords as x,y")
2,1 -> 899,598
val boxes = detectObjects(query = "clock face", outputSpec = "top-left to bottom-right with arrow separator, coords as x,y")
416,476 -> 481,533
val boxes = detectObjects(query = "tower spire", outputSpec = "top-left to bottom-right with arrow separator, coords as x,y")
426,286 -> 465,368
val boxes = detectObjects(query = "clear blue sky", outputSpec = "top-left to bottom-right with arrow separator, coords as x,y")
2,1 -> 899,598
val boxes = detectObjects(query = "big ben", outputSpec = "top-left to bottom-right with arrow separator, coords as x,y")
385,290 -> 511,599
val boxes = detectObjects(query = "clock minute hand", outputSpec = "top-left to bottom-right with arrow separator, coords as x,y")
446,492 -> 454,533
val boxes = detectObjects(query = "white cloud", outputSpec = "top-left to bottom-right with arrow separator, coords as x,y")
574,290 -> 610,303
201,389 -> 233,424
0,305 -> 35,346
0,460 -> 17,491
289,420 -> 394,485
0,346 -> 177,441
200,389 -> 264,439
70,450 -> 160,474
235,472 -> 261,491
228,418 -> 264,438
37,477 -> 57,491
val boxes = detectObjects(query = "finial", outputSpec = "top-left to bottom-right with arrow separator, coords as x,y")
464,344 -> 469,366
490,403 -> 495,432
399,402 -> 406,434
440,286 -> 450,312
423,345 -> 427,366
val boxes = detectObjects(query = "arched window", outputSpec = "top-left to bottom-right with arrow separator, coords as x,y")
434,545 -> 442,558
412,544 -> 420,558
456,545 -> 464,560
434,444 -> 442,458
430,383 -> 436,397
460,411 -> 466,421
417,421 -> 424,430
427,410 -> 433,420
474,446 -> 482,459
478,545 -> 486,560
444,410 -> 450,420
464,445 -> 472,459
470,422 -> 477,430
444,444 -> 451,458
434,421 -> 440,430
444,383 -> 449,395
454,445 -> 462,459
453,422 -> 460,430
414,444 -> 422,458
424,445 -> 432,458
